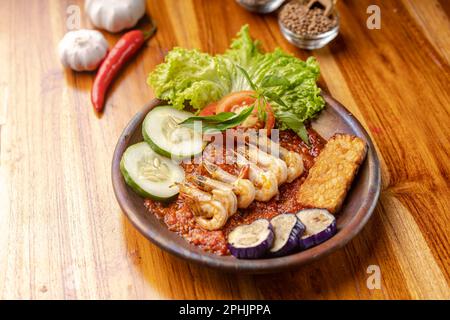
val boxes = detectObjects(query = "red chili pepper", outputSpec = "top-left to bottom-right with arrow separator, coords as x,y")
91,28 -> 156,113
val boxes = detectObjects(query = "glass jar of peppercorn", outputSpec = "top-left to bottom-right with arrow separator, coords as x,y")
278,0 -> 340,50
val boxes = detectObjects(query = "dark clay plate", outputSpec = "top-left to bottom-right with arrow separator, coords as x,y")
112,92 -> 381,273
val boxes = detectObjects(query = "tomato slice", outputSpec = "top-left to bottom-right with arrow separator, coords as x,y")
198,92 -> 276,134
216,91 -> 255,113
261,103 -> 275,133
198,102 -> 218,116
216,91 -> 275,133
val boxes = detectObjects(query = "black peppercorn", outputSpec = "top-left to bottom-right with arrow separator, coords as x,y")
280,0 -> 338,37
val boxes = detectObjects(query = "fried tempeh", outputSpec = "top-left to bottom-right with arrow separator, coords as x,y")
297,134 -> 367,214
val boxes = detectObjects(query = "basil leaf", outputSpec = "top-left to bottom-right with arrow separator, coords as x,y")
236,65 -> 257,91
179,111 -> 236,125
260,75 -> 290,88
180,106 -> 254,133
215,106 -> 254,126
256,96 -> 267,122
226,64 -> 309,144
236,65 -> 273,122
263,91 -> 289,109
296,122 -> 310,146
276,111 -> 310,146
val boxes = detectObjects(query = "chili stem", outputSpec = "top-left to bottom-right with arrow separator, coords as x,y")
143,21 -> 158,40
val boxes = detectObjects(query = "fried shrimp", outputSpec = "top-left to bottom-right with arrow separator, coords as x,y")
177,182 -> 228,230
202,160 -> 256,209
234,152 -> 278,202
248,136 -> 304,183
187,174 -> 238,216
282,150 -> 304,183
242,145 -> 288,184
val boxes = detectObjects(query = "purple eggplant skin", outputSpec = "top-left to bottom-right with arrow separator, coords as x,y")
296,209 -> 337,250
298,233 -> 316,250
227,219 -> 274,259
268,214 -> 306,257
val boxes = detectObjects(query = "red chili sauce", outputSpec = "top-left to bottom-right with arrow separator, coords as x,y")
144,128 -> 326,255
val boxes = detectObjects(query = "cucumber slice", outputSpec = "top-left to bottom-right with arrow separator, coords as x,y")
120,142 -> 185,201
142,106 -> 204,159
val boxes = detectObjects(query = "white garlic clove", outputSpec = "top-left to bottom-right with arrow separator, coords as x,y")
85,0 -> 146,33
58,29 -> 108,72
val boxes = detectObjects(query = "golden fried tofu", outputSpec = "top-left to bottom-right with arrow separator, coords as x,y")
297,134 -> 367,214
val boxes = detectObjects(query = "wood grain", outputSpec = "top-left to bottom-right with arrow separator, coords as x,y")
0,0 -> 449,299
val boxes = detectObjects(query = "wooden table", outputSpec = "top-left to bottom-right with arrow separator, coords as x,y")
1,0 -> 449,300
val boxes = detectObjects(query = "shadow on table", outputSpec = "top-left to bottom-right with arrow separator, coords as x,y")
121,202 -> 387,300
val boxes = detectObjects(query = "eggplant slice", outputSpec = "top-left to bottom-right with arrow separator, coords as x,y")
269,214 -> 305,257
227,219 -> 274,259
296,209 -> 337,250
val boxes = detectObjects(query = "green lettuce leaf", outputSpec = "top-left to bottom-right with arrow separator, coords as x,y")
147,25 -> 325,129
147,48 -> 232,110
223,26 -> 324,126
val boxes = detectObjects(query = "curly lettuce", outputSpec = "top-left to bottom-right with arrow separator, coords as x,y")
147,48 -> 232,110
147,25 -> 325,126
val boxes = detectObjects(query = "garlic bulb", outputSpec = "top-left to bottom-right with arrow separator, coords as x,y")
85,0 -> 146,33
58,29 -> 108,71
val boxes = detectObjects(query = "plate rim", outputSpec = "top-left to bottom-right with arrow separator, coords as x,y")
111,92 -> 381,273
